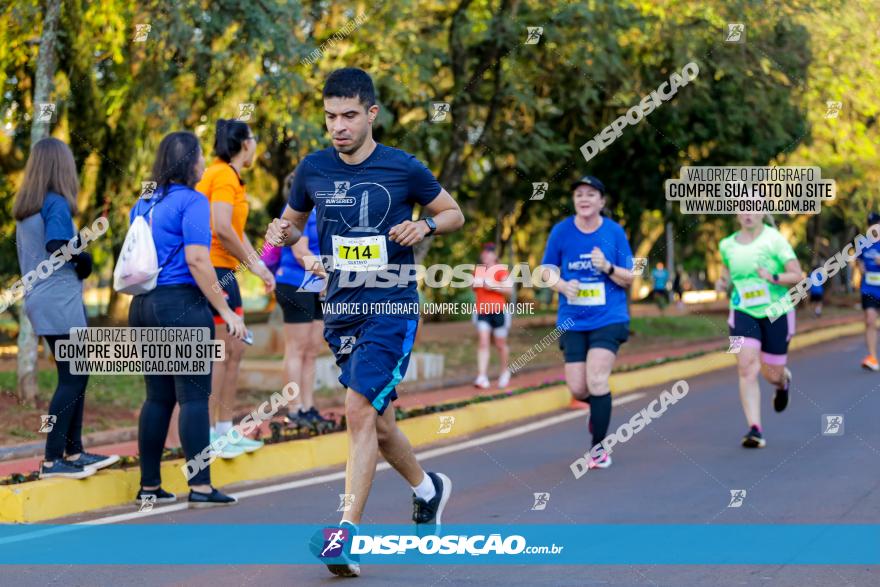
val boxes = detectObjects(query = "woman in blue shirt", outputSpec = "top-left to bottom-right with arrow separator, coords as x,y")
541,175 -> 635,470
13,137 -> 119,479
128,131 -> 246,508
273,176 -> 329,428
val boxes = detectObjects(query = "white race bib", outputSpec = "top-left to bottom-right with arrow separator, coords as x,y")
866,272 -> 880,286
568,282 -> 606,306
331,235 -> 388,272
738,282 -> 771,307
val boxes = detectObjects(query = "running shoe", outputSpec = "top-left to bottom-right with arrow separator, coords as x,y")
589,448 -> 612,469
412,472 -> 452,526
304,407 -> 332,425
69,452 -> 120,471
135,487 -> 177,504
285,409 -> 311,428
861,355 -> 879,372
497,370 -> 511,389
188,487 -> 238,508
773,367 -> 792,413
209,431 -> 246,459
741,425 -> 766,448
310,521 -> 361,577
39,459 -> 95,480
474,375 -> 490,390
230,435 -> 263,453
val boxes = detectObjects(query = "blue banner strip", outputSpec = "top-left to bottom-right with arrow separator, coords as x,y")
0,524 -> 877,565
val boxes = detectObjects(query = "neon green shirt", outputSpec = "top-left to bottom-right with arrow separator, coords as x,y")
719,225 -> 797,319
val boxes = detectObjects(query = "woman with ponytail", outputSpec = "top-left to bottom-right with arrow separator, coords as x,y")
196,119 -> 275,457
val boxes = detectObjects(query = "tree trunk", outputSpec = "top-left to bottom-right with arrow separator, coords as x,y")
17,0 -> 62,405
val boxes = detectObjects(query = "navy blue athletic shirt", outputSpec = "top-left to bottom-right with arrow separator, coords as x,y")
288,144 -> 441,327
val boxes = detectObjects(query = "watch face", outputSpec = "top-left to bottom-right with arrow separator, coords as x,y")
426,217 -> 436,231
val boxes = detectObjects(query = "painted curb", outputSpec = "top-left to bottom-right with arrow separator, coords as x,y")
0,321 -> 862,523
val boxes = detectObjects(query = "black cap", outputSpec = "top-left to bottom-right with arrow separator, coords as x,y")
571,175 -> 606,194
869,212 -> 880,225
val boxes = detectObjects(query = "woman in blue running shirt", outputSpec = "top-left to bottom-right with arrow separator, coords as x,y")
541,175 -> 635,470
858,212 -> 880,371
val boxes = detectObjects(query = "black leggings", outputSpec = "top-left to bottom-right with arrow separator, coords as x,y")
42,334 -> 88,461
128,285 -> 215,487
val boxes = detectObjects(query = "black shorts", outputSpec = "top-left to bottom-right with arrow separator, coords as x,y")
809,292 -> 824,302
276,284 -> 323,323
862,292 -> 880,310
559,322 -> 629,363
474,312 -> 511,337
728,309 -> 792,359
210,267 -> 243,323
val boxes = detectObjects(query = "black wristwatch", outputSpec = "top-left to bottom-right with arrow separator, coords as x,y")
772,273 -> 779,284
606,264 -> 615,276
423,217 -> 437,235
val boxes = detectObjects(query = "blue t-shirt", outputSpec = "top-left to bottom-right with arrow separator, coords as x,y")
858,240 -> 880,297
651,268 -> 669,290
809,269 -> 824,295
275,209 -> 324,291
128,184 -> 212,287
541,216 -> 633,331
288,144 -> 442,327
41,192 -> 76,245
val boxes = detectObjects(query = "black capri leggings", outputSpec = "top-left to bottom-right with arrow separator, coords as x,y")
42,334 -> 88,461
128,284 -> 215,487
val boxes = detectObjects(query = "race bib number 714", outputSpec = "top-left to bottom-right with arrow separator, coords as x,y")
332,235 -> 388,272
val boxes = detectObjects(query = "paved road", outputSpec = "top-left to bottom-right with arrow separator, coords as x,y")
7,334 -> 880,586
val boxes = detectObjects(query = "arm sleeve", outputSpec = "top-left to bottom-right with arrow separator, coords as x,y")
774,230 -> 798,264
541,225 -> 561,267
616,225 -> 635,270
407,156 -> 442,206
719,240 -> 729,267
288,162 -> 315,213
182,194 -> 213,246
207,169 -> 237,205
41,194 -> 75,246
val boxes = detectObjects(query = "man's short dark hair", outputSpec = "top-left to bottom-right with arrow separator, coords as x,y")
323,68 -> 376,109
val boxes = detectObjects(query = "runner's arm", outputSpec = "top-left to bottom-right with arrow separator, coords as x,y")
389,189 -> 465,246
759,259 -> 804,286
185,244 -> 246,339
266,204 -> 309,247
292,235 -> 311,267
212,201 -> 253,266
539,265 -> 579,299
715,266 -> 730,291
606,265 -> 634,288
421,189 -> 465,235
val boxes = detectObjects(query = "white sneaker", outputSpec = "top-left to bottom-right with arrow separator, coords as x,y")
209,431 -> 246,459
497,370 -> 511,389
474,375 -> 490,389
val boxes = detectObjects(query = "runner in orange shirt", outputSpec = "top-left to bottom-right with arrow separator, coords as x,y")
472,242 -> 513,389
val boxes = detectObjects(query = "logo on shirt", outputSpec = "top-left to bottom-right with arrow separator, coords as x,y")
316,181 -> 355,207
567,254 -> 597,273
316,182 -> 392,234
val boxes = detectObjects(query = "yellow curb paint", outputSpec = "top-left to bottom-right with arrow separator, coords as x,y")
0,321 -> 862,523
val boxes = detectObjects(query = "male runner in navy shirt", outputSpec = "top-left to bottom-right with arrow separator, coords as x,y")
266,68 -> 464,577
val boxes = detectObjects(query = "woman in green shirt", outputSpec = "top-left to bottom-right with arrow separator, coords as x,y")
717,213 -> 804,448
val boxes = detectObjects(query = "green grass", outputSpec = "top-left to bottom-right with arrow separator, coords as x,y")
0,371 -> 146,410
629,314 -> 730,341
